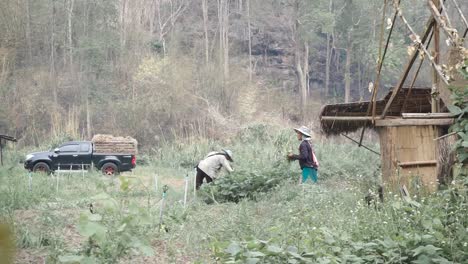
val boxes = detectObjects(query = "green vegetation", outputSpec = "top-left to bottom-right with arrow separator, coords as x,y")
0,126 -> 466,263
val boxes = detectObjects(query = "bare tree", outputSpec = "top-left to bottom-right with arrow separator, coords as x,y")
202,0 -> 210,63
217,0 -> 230,79
324,0 -> 333,98
50,0 -> 58,107
344,29 -> 352,103
156,0 -> 188,56
292,0 -> 309,120
25,0 -> 33,63
68,0 -> 74,72
246,0 -> 252,82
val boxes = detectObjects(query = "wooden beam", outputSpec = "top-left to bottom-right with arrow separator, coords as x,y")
431,0 -> 441,113
398,160 -> 437,167
380,18 -> 435,118
398,5 -> 449,86
402,113 -> 455,119
321,116 -> 382,121
341,133 -> 381,155
450,0 -> 468,38
433,131 -> 457,141
375,118 -> 454,127
428,0 -> 460,45
0,135 -> 17,142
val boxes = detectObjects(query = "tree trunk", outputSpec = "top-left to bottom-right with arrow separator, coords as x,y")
324,0 -> 333,98
344,30 -> 352,103
293,0 -> 307,120
325,33 -> 331,98
50,0 -> 57,107
120,0 -> 128,50
431,0 -> 440,113
202,0 -> 209,64
218,0 -> 223,72
218,0 -> 229,80
25,0 -> 33,63
247,0 -> 252,82
86,91 -> 91,139
223,0 -> 229,79
304,42 -> 309,97
68,0 -> 74,72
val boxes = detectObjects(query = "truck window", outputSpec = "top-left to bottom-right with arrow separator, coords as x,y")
80,143 -> 90,152
59,144 -> 79,153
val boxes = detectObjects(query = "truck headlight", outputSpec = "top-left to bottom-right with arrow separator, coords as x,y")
26,154 -> 34,160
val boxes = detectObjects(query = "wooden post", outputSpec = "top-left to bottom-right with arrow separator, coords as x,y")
154,174 -> 158,193
0,138 -> 3,166
193,168 -> 197,198
431,0 -> 440,113
158,185 -> 168,232
28,172 -> 32,191
450,0 -> 468,37
381,13 -> 440,118
183,173 -> 189,208
56,164 -> 61,194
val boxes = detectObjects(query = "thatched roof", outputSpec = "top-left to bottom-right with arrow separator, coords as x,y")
320,87 -> 438,135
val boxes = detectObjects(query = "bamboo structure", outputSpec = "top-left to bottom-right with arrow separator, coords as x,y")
319,1 -> 467,192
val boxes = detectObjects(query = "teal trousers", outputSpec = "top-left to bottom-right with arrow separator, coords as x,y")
302,167 -> 318,183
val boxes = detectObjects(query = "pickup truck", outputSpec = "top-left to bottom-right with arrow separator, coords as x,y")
24,141 -> 136,175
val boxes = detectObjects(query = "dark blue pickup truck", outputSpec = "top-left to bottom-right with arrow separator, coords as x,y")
24,141 -> 136,175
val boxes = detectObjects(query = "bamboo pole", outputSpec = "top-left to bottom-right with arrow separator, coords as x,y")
370,0 -> 389,122
341,134 -> 381,156
0,139 -> 3,166
450,0 -> 468,38
359,0 -> 398,146
381,19 -> 437,118
56,164 -> 61,194
401,29 -> 434,112
427,1 -> 460,45
381,0 -> 451,118
158,185 -> 168,232
28,172 -> 32,192
398,160 -> 437,167
397,5 -> 448,85
153,174 -> 158,193
183,173 -> 189,208
431,0 -> 440,113
322,116 -> 382,121
402,113 -> 454,119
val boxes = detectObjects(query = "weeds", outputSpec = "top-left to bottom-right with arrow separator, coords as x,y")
1,125 -> 465,263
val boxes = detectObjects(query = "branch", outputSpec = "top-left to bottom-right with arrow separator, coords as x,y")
159,0 -> 188,39
450,0 -> 468,37
427,0 -> 460,46
397,5 -> 449,85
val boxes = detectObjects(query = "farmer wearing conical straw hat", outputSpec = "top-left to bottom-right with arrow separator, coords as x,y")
196,149 -> 234,189
288,126 -> 319,184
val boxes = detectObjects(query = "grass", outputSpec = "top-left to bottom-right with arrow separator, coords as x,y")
0,125 -> 466,263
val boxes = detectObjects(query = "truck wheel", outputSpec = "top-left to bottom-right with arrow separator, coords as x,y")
33,162 -> 50,174
101,163 -> 118,176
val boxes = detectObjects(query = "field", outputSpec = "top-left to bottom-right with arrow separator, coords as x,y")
0,126 -> 467,264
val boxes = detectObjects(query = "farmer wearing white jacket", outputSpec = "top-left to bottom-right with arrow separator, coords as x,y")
196,149 -> 234,189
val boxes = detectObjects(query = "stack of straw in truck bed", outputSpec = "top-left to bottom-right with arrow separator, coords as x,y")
91,134 -> 138,154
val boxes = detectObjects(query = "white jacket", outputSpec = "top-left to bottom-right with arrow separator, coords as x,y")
198,152 -> 233,179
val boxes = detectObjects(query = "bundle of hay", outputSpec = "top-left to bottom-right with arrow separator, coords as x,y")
91,134 -> 138,154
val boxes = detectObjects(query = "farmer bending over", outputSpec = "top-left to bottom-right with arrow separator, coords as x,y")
288,126 -> 319,183
196,149 -> 234,189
